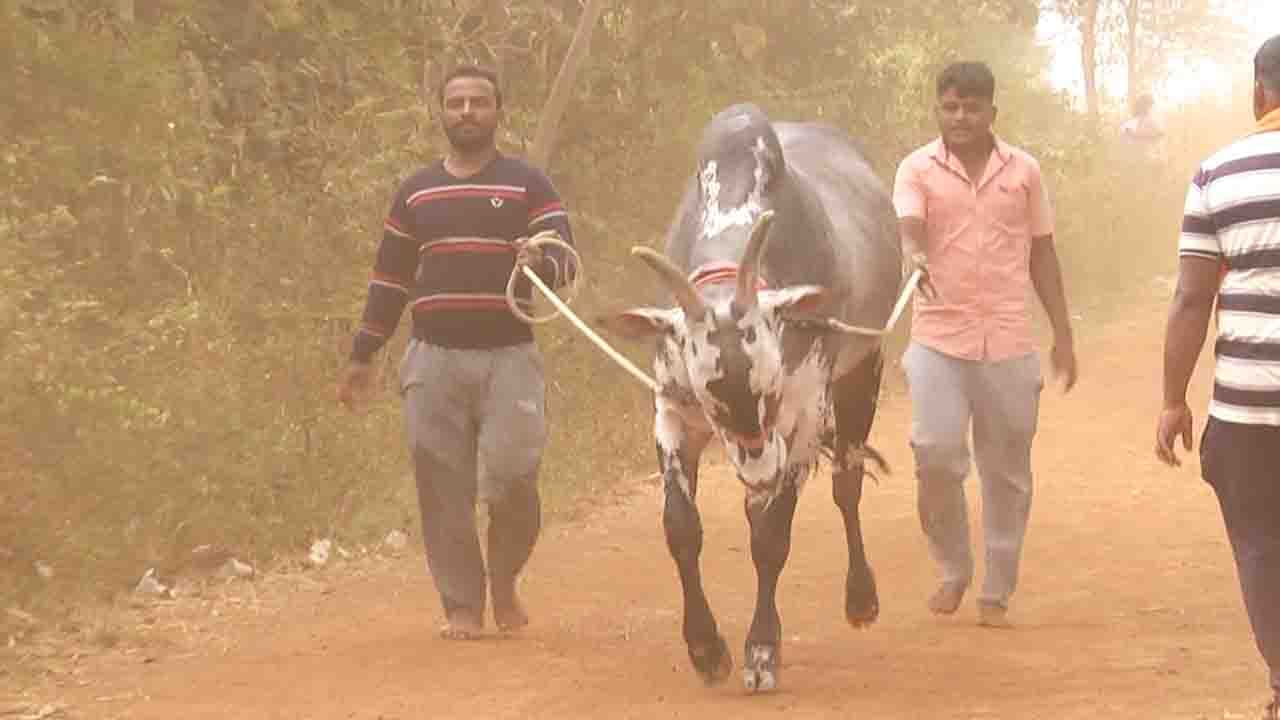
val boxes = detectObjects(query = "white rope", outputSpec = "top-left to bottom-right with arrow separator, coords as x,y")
506,230 -> 660,391
505,231 -> 584,325
512,242 -> 922,394
519,265 -> 660,392
792,268 -> 923,337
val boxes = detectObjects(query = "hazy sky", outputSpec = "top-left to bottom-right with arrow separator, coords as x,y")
1041,4 -> 1280,107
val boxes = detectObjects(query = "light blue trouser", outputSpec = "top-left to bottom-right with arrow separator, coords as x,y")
902,342 -> 1043,609
399,340 -> 547,618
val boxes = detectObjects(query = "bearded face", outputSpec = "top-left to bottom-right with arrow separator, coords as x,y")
440,76 -> 500,154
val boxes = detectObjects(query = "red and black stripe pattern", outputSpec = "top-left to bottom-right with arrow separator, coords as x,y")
353,155 -> 574,361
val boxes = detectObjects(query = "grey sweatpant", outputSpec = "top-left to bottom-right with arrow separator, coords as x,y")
902,342 -> 1043,609
399,340 -> 548,619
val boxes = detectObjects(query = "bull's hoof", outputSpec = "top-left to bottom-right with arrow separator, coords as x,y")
846,568 -> 880,628
742,643 -> 780,693
688,635 -> 733,686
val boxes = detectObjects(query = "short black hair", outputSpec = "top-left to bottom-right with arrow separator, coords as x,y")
936,61 -> 996,102
439,65 -> 503,109
1257,35 -> 1280,94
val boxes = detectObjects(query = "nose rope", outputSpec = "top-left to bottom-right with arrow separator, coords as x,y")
513,241 -> 922,393
785,268 -> 923,337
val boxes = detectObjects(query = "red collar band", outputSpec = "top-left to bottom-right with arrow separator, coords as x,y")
689,262 -> 768,291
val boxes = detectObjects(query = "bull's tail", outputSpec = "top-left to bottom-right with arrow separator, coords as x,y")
819,443 -> 890,484
847,443 -> 890,486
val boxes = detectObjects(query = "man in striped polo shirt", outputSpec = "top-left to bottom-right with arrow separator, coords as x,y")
338,65 -> 575,640
1158,35 -> 1280,719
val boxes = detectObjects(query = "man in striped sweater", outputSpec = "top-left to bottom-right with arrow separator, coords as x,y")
1158,35 -> 1280,719
339,66 -> 575,640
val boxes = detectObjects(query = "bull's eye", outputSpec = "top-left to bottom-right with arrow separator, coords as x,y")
744,326 -> 757,344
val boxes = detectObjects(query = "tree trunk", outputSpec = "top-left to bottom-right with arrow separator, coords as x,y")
528,0 -> 609,169
1080,0 -> 1100,119
421,0 -> 437,107
624,4 -> 654,115
482,0 -> 509,80
238,0 -> 259,47
1125,0 -> 1141,108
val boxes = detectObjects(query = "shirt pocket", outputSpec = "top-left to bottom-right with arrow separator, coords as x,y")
988,180 -> 1030,236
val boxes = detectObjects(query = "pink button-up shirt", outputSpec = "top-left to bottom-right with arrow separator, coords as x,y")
893,137 -> 1055,362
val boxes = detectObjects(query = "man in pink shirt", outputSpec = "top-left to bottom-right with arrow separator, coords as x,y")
893,62 -> 1078,628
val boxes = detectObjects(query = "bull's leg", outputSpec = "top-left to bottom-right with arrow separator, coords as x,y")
742,477 -> 799,693
656,408 -> 727,685
830,350 -> 886,627
833,460 -> 878,626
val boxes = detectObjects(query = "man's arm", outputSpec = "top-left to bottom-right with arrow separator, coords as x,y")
899,217 -> 927,264
892,156 -> 926,264
1156,168 -> 1222,466
892,156 -> 935,297
1163,256 -> 1220,407
525,168 -> 575,288
351,209 -> 417,363
1155,256 -> 1221,464
1029,237 -> 1073,344
897,216 -> 938,299
339,187 -> 417,409
1029,236 -> 1077,392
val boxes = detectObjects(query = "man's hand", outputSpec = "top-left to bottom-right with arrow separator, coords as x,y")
1155,402 -> 1195,467
337,361 -> 375,411
908,251 -> 939,301
514,237 -> 545,269
1050,339 -> 1078,393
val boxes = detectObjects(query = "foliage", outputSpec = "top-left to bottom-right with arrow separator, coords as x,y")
1050,0 -> 1248,112
0,0 -> 1248,624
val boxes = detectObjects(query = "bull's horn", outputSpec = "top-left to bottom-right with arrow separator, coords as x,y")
735,210 -> 775,311
631,246 -> 708,318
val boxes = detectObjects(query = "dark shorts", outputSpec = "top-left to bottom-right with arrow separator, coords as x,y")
1200,417 -> 1280,692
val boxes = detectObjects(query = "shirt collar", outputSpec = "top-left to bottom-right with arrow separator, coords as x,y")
928,135 -> 1014,189
928,135 -> 1012,164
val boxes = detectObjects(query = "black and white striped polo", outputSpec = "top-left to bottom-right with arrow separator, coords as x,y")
1181,129 -> 1280,425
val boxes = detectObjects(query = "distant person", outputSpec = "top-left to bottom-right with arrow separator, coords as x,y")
1121,93 -> 1164,143
1120,92 -> 1165,160
893,61 -> 1078,629
1156,34 -> 1280,720
338,65 -> 576,640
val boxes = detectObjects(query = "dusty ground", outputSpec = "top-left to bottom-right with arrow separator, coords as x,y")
2,291 -> 1273,720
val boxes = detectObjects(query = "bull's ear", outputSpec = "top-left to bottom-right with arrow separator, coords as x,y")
760,285 -> 827,315
597,308 -> 681,339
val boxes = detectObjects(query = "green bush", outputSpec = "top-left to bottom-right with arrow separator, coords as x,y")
0,0 -> 1249,625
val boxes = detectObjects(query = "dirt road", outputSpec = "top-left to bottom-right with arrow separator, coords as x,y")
5,295 -> 1271,719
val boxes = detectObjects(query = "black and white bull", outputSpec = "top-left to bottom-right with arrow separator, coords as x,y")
606,104 -> 902,692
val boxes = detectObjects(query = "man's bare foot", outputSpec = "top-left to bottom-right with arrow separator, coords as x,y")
927,583 -> 966,615
493,597 -> 529,633
977,602 -> 1013,629
440,610 -> 484,640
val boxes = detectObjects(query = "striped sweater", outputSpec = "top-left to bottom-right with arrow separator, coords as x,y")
1179,128 -> 1280,425
352,155 -> 574,361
